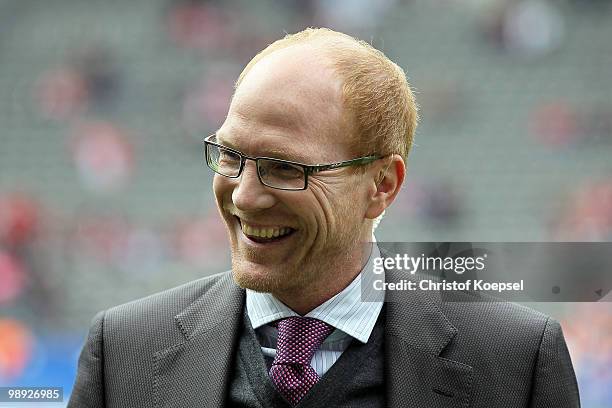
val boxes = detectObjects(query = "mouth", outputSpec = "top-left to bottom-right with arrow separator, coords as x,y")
235,216 -> 297,244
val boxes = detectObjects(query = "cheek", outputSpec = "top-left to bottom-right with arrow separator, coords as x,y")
212,178 -> 237,228
306,182 -> 348,232
213,176 -> 231,205
318,179 -> 369,227
212,174 -> 223,195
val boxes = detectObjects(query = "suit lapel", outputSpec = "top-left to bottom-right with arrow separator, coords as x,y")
384,268 -> 473,407
152,273 -> 245,408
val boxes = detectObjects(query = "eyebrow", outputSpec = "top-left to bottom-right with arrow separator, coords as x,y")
216,135 -> 309,163
263,147 -> 307,162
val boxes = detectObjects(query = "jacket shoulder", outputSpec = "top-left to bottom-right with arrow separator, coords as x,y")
442,290 -> 550,335
438,292 -> 578,406
109,270 -> 231,313
101,271 -> 234,348
441,290 -> 551,349
440,293 -> 556,380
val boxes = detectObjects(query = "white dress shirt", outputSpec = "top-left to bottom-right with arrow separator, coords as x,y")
246,241 -> 384,376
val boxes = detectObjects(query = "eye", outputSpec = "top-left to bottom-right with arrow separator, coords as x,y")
266,162 -> 304,179
219,149 -> 241,165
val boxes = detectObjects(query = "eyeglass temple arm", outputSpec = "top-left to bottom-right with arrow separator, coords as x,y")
307,156 -> 380,173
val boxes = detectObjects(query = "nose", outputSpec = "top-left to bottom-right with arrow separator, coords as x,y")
232,160 -> 277,211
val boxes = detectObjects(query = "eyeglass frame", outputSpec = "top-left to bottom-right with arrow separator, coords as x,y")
203,134 -> 382,191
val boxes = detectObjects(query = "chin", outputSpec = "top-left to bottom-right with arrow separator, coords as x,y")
231,260 -> 289,293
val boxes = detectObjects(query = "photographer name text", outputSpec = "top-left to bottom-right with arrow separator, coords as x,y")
373,279 -> 524,293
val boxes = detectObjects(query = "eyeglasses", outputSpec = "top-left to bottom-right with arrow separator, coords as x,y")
203,134 -> 381,191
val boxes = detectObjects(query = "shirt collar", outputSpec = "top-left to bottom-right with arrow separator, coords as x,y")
246,239 -> 384,344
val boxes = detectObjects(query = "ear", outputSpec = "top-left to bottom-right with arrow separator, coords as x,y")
365,154 -> 405,220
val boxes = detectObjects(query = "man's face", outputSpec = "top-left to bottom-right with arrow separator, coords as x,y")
213,47 -> 372,294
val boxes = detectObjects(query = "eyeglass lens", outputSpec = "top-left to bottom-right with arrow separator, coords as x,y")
206,144 -> 306,190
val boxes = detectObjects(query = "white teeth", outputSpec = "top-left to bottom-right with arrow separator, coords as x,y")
240,222 -> 292,239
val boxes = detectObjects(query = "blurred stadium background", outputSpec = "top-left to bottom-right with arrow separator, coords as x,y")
0,0 -> 611,406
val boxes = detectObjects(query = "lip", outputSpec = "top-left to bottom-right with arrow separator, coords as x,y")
234,216 -> 295,230
234,216 -> 297,247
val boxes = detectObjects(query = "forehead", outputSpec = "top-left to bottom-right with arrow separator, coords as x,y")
218,46 -> 353,162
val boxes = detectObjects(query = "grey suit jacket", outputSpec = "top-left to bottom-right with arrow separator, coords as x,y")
68,269 -> 580,407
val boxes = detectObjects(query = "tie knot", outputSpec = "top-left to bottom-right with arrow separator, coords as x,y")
274,317 -> 333,365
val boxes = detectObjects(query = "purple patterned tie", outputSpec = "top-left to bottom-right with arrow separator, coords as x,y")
269,317 -> 334,406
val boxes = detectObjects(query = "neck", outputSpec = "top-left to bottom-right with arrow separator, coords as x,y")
273,240 -> 373,315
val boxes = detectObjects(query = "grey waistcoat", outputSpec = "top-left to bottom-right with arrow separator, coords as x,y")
227,308 -> 385,408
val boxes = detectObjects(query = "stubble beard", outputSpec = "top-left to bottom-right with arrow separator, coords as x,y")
231,213 -> 367,297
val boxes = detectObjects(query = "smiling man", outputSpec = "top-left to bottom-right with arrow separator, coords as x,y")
69,28 -> 579,408
209,35 -> 406,315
